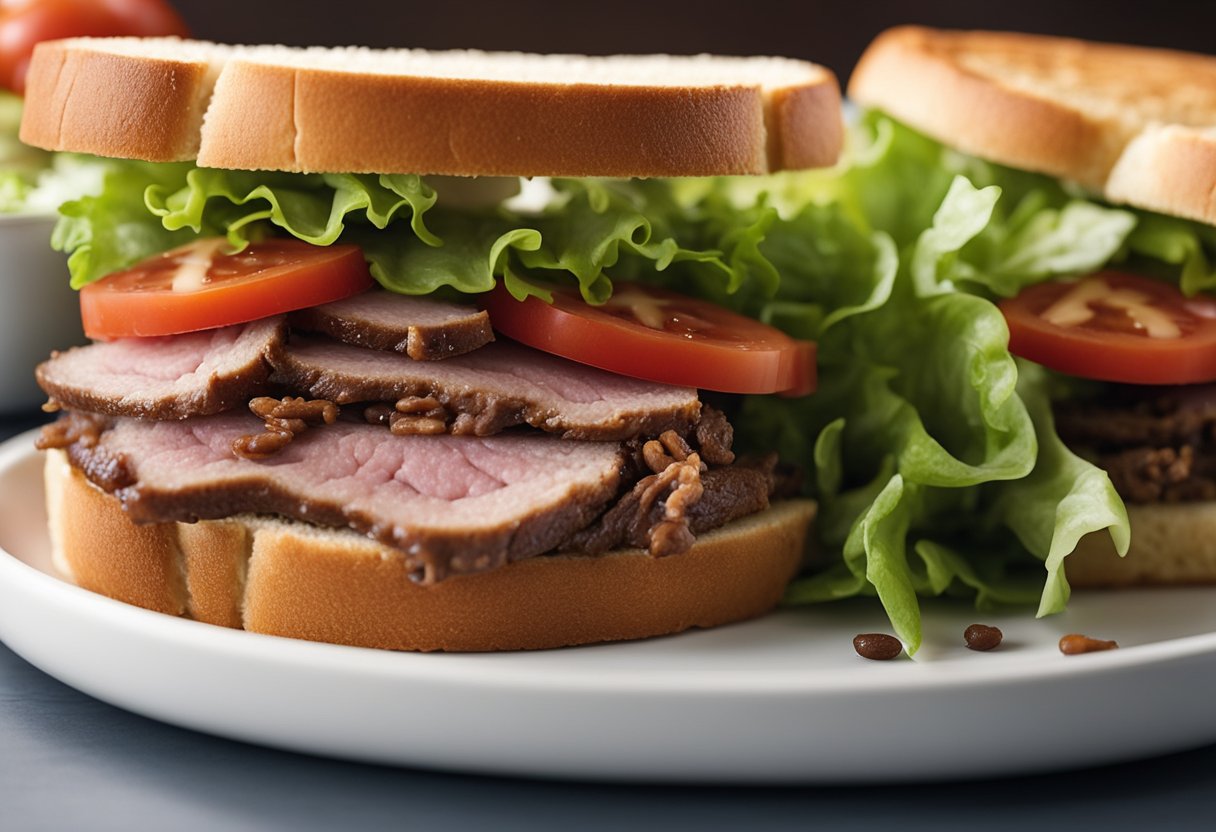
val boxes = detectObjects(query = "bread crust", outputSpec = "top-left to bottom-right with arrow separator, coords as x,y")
45,450 -> 815,651
1067,503 -> 1216,588
850,27 -> 1120,190
850,27 -> 1216,220
21,40 -> 216,162
22,39 -> 842,177
1106,126 -> 1216,226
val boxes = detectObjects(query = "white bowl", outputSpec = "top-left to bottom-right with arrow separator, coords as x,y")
0,213 -> 84,413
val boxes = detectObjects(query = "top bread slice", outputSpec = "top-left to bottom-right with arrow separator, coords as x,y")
850,26 -> 1216,225
20,38 -> 843,178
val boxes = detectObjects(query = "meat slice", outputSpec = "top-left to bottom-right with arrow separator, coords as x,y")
65,412 -> 625,583
1054,385 -> 1216,449
272,337 -> 701,441
290,291 -> 493,360
36,318 -> 285,420
1053,385 -> 1216,504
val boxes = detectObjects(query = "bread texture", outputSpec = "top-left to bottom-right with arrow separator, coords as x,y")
44,450 -> 815,651
850,26 -> 1216,223
1067,503 -> 1216,588
21,38 -> 842,177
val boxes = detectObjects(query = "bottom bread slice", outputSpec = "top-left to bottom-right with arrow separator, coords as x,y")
45,450 -> 815,651
1066,503 -> 1216,588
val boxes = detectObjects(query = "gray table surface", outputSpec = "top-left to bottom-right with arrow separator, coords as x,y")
3,412 -> 1216,832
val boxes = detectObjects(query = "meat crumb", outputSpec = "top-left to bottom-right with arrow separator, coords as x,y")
1059,634 -> 1119,655
365,396 -> 451,435
636,433 -> 706,557
233,397 -> 338,459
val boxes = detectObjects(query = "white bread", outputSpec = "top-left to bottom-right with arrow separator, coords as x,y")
44,450 -> 815,652
1067,503 -> 1216,587
21,38 -> 843,178
850,27 -> 1216,224
1106,126 -> 1216,224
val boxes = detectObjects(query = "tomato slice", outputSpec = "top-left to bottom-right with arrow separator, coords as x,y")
481,283 -> 817,395
0,0 -> 190,93
80,238 -> 374,339
1000,272 -> 1216,385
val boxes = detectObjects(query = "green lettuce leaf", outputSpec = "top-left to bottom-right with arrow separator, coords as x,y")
1126,213 -> 1216,296
513,179 -> 735,304
772,290 -> 1040,652
985,362 -> 1130,616
145,168 -> 440,249
910,176 -> 1001,296
976,200 -> 1136,292
54,162 -> 202,289
356,218 -> 540,296
55,164 -> 789,306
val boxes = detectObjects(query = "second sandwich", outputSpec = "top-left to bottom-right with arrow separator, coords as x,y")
851,26 -> 1216,589
23,39 -> 844,650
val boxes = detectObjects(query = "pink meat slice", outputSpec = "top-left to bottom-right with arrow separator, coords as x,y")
36,318 -> 285,420
272,337 -> 701,441
68,412 -> 625,583
290,290 -> 493,360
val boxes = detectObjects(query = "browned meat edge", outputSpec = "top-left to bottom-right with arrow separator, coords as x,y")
290,303 -> 493,360
36,319 -> 286,421
270,340 -> 701,442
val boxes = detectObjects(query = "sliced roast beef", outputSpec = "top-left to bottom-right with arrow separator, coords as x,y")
63,411 -> 625,583
271,337 -> 701,441
290,291 -> 493,360
36,318 -> 285,420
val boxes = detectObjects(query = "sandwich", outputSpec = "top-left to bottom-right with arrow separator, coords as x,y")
842,27 -> 1216,598
21,38 -> 842,651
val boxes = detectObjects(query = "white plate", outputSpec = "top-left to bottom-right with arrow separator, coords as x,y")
3,430 -> 1216,783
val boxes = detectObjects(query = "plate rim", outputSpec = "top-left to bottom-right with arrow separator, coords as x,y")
5,428 -> 1216,696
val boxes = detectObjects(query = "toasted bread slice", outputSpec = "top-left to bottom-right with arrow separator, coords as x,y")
1067,503 -> 1216,588
1106,126 -> 1216,225
850,26 -> 1216,223
44,450 -> 815,652
21,38 -> 842,178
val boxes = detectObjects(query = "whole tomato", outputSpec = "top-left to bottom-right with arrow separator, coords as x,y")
0,0 -> 189,93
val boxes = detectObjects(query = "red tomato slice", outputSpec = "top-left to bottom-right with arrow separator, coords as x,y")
1000,272 -> 1216,385
0,0 -> 190,93
80,238 -> 373,339
481,283 -> 817,395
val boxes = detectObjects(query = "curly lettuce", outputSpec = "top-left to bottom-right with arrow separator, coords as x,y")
55,165 -> 774,303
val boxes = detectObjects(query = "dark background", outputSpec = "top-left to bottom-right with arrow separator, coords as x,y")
172,0 -> 1216,81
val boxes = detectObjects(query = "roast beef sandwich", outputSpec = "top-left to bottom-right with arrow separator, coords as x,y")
20,38 -> 844,650
847,27 -> 1216,589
